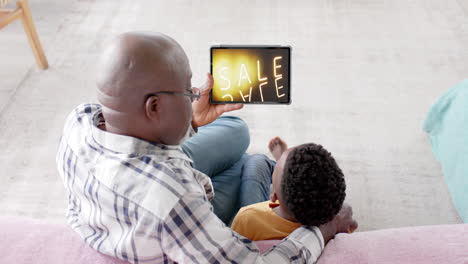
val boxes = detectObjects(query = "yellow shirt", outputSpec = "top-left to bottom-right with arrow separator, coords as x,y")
231,201 -> 301,241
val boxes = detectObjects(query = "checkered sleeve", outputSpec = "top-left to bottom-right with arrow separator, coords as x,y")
160,191 -> 324,263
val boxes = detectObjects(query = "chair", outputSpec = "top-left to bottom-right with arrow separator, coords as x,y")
0,0 -> 48,69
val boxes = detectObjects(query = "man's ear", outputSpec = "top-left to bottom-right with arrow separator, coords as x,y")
270,191 -> 278,203
144,95 -> 159,120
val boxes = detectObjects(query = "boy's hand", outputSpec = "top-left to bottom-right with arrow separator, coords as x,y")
191,73 -> 243,129
319,203 -> 358,244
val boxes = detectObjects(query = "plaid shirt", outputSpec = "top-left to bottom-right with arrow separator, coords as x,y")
56,103 -> 325,264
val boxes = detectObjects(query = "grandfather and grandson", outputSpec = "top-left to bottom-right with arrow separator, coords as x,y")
56,31 -> 357,263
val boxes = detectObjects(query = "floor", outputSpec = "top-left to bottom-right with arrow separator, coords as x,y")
0,0 -> 466,230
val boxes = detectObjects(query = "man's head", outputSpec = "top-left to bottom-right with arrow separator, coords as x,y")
96,32 -> 194,145
270,143 -> 346,226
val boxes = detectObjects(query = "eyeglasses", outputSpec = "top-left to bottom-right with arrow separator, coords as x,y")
146,88 -> 200,102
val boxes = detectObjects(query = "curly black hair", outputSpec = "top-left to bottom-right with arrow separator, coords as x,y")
281,143 -> 346,226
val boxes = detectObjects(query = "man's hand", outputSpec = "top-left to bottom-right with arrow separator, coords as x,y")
334,203 -> 358,234
318,203 -> 358,244
191,73 -> 243,129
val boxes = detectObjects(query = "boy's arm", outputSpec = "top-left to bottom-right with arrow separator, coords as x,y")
230,210 -> 244,233
231,207 -> 257,241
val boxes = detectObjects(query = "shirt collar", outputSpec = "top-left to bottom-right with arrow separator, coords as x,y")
91,110 -> 192,163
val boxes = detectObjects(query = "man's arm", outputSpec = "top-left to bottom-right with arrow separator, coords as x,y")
160,192 -> 355,263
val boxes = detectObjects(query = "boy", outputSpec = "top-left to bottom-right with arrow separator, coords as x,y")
232,137 -> 357,241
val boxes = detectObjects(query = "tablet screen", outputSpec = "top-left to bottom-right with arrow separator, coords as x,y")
210,46 -> 291,104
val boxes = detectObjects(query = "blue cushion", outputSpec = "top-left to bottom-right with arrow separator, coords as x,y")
424,80 -> 468,223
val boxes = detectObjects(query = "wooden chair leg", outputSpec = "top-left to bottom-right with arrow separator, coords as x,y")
17,0 -> 48,69
0,8 -> 22,30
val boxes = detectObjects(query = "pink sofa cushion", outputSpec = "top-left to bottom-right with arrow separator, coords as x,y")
0,217 -> 128,264
1,216 -> 467,263
0,216 -> 276,263
318,224 -> 468,264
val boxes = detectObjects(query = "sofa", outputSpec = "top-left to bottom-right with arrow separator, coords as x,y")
1,216 -> 467,263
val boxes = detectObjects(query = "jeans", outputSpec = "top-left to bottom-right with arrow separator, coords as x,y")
181,116 -> 275,225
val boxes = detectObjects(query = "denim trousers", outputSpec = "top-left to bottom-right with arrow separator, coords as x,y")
181,116 -> 276,225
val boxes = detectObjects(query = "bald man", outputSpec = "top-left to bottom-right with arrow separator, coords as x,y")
57,32 -> 356,263
93,31 -> 253,225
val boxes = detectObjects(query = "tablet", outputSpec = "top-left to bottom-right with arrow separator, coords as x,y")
210,45 -> 291,104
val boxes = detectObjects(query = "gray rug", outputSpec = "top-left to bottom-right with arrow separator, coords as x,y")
0,0 -> 465,230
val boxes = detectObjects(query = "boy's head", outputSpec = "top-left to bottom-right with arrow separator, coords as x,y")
270,143 -> 346,226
